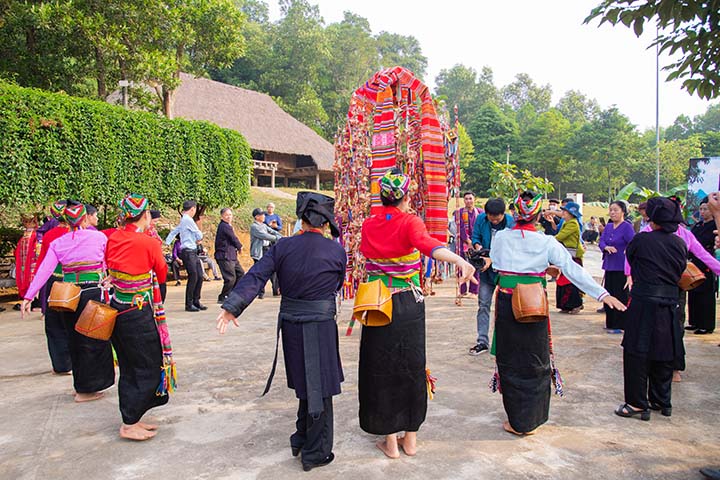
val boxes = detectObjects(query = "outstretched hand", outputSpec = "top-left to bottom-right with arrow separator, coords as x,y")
457,259 -> 478,284
216,308 -> 239,334
602,295 -> 627,312
20,299 -> 31,319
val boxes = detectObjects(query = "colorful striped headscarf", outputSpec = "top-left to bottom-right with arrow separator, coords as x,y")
64,203 -> 86,228
50,200 -> 67,221
379,170 -> 410,201
119,194 -> 149,219
514,192 -> 543,222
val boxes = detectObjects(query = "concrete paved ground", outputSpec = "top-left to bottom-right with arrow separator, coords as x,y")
1,247 -> 719,479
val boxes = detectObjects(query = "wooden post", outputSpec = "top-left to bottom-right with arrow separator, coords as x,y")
315,173 -> 320,191
271,168 -> 276,189
284,176 -> 289,187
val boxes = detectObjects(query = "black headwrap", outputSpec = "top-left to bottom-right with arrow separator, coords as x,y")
646,197 -> 683,233
296,192 -> 340,238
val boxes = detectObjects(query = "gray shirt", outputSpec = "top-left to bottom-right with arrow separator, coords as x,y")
250,221 -> 282,260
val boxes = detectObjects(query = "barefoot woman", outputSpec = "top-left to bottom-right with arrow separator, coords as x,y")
21,202 -> 115,402
490,192 -> 626,435
358,169 -> 476,458
106,195 -> 170,440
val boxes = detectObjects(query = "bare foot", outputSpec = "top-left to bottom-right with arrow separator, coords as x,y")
120,424 -> 157,441
397,436 -> 417,456
672,371 -> 682,382
137,422 -> 158,430
503,421 -> 536,436
74,392 -> 104,403
376,437 -> 400,459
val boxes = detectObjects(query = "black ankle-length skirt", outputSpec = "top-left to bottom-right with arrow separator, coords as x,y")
359,290 -> 427,435
62,286 -> 115,393
495,291 -> 551,433
110,300 -> 168,425
604,271 -> 629,329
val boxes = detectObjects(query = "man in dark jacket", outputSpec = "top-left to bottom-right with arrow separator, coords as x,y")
215,208 -> 245,303
217,192 -> 346,472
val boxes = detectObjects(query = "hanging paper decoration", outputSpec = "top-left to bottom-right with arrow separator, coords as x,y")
334,66 -> 450,300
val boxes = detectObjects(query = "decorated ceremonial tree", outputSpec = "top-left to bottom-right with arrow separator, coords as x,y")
334,66 -> 458,299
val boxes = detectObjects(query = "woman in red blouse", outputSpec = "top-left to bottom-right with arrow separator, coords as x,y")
359,169 -> 476,459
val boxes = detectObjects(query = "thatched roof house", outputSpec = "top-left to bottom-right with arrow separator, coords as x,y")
172,73 -> 334,189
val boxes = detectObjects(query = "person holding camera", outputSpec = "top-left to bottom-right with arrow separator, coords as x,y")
468,198 -> 515,355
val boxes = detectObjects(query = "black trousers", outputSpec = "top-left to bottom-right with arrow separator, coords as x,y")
43,276 -> 72,373
290,397 -> 333,465
262,246 -> 279,295
673,291 -> 687,371
217,258 -> 245,301
170,260 -> 181,281
180,248 -> 203,308
623,350 -> 673,410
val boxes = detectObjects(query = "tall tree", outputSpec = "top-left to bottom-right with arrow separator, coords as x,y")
465,103 -> 519,195
665,113 -> 694,140
434,64 -> 499,123
521,108 -> 574,197
501,72 -> 552,113
556,90 -> 601,125
567,107 -> 642,201
319,11 -> 379,137
585,0 -> 720,100
259,0 -> 329,132
0,1 -> 93,96
375,31 -> 427,78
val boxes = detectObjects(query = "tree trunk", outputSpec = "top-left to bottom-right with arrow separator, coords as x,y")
608,165 -> 612,203
162,87 -> 175,119
25,26 -> 39,83
95,47 -> 107,99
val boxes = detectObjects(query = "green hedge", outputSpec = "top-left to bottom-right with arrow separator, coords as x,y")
0,81 -> 252,211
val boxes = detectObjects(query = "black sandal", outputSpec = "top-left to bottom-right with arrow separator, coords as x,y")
615,403 -> 650,421
649,403 -> 672,417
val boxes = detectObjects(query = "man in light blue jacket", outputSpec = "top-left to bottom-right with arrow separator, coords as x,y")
165,200 -> 205,312
469,198 -> 515,355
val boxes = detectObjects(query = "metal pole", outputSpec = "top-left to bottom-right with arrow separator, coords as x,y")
655,25 -> 661,192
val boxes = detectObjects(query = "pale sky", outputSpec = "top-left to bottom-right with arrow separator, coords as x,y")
268,0 -> 717,131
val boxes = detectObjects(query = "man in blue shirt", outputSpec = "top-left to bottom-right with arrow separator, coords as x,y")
469,198 -> 515,355
165,200 -> 206,312
265,202 -> 283,232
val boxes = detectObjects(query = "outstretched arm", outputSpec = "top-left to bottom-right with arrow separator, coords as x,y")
216,246 -> 277,334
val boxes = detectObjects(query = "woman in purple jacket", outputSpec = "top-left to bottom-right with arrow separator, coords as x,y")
599,201 -> 635,332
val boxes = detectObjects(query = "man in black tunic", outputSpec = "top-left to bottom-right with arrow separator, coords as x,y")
216,192 -> 346,472
615,197 -> 687,421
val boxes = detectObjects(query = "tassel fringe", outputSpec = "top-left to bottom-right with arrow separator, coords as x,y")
489,366 -> 501,394
425,368 -> 437,400
156,355 -> 177,396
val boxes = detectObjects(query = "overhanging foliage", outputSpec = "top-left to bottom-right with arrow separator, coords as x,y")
0,81 -> 252,211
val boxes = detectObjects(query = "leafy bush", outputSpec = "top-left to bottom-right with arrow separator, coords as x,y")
0,81 -> 252,212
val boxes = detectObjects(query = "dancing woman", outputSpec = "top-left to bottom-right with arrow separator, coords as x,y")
490,192 -> 625,435
358,169 -> 476,458
21,202 -> 115,402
